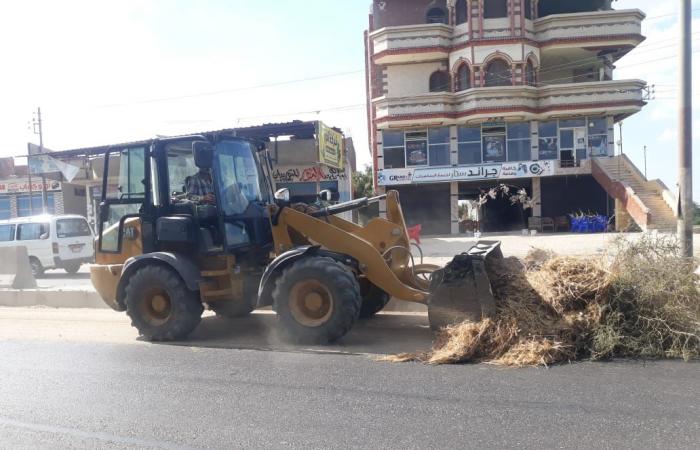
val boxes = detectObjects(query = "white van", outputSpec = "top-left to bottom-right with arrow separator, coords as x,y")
0,214 -> 95,276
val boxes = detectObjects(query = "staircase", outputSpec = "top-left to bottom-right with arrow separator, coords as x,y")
592,155 -> 677,232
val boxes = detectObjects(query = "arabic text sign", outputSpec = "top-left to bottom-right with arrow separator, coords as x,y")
0,180 -> 61,194
317,122 -> 344,170
377,160 -> 555,186
271,165 -> 348,183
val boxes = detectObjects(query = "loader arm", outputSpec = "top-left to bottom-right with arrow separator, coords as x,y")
271,193 -> 429,303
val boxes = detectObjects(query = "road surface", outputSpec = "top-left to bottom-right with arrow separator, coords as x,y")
0,307 -> 698,449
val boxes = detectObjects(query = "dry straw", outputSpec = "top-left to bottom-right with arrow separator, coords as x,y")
381,234 -> 700,367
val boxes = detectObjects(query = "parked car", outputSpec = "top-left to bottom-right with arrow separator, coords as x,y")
0,214 -> 95,276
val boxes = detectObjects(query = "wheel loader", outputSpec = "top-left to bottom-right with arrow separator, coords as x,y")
90,134 -> 502,343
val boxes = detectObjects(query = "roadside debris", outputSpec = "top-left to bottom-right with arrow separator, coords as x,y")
382,235 -> 700,366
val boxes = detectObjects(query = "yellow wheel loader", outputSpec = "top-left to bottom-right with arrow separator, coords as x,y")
90,135 -> 502,343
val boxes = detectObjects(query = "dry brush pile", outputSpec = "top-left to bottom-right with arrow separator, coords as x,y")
384,235 -> 700,367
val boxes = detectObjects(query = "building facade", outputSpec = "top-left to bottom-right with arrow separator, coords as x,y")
365,0 -> 649,235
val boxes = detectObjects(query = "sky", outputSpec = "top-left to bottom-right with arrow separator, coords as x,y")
0,0 -> 698,199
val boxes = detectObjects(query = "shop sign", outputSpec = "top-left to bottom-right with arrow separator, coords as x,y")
317,122 -> 344,170
377,168 -> 414,186
378,160 -> 554,186
271,165 -> 348,183
500,161 -> 554,179
0,179 -> 61,194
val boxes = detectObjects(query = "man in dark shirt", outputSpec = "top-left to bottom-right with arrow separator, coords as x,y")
185,168 -> 216,204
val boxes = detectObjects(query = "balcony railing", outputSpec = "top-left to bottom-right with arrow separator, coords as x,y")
370,9 -> 645,64
533,9 -> 645,48
371,23 -> 452,64
373,80 -> 646,123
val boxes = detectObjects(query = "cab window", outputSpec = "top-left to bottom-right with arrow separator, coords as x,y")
216,140 -> 263,216
166,141 -> 198,198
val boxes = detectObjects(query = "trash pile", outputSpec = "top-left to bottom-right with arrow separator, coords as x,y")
384,235 -> 700,366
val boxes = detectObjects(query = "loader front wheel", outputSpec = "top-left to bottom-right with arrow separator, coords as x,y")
125,265 -> 203,341
273,257 -> 361,344
359,282 -> 390,318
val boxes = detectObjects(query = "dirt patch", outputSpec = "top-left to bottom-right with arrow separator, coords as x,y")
382,235 -> 700,367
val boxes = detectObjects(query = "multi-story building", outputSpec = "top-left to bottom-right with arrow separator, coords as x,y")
365,0 -> 676,235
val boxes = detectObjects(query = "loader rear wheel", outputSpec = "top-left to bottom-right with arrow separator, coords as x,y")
125,265 -> 203,341
273,257 -> 361,344
359,282 -> 390,319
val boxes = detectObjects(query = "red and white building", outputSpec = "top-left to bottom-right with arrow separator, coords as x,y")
365,0 -> 676,235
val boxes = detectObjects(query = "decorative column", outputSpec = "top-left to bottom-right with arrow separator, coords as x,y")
451,182 -> 460,235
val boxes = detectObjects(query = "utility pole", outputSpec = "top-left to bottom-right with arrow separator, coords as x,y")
678,0 -> 693,257
31,107 -> 48,214
643,145 -> 647,179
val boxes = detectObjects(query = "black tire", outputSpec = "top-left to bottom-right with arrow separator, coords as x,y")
125,265 -> 203,341
359,282 -> 390,319
272,257 -> 361,344
63,263 -> 81,275
29,257 -> 44,278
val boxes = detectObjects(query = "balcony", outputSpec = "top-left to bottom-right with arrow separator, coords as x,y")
373,80 -> 646,126
370,23 -> 453,65
533,9 -> 645,50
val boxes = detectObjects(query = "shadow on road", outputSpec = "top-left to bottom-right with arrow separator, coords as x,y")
155,312 -> 434,356
38,272 -> 91,280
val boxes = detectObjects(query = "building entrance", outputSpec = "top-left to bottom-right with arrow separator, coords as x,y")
458,180 -> 532,233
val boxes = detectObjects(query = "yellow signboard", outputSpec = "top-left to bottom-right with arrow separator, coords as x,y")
317,122 -> 344,170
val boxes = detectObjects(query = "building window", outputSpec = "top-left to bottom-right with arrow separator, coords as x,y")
458,126 -> 482,165
456,64 -> 471,91
429,71 -> 450,92
406,131 -> 428,166
484,0 -> 508,18
456,0 -> 468,24
588,117 -> 609,156
525,60 -> 536,86
507,123 -> 531,162
0,197 -> 10,220
17,193 -> 55,217
428,128 -> 450,166
484,59 -> 512,87
538,121 -> 558,160
383,128 -> 451,168
524,0 -> 532,19
0,224 -> 15,241
426,7 -> 448,24
382,130 -> 406,169
482,124 -> 507,163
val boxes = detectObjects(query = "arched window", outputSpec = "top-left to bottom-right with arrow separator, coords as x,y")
456,64 -> 471,91
426,7 -> 448,24
429,71 -> 450,92
484,0 -> 508,18
484,59 -> 512,87
456,0 -> 468,24
525,60 -> 536,86
524,0 -> 532,19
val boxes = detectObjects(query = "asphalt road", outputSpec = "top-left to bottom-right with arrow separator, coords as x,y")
1,309 -> 698,449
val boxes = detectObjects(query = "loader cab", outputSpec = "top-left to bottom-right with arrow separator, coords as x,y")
96,136 -> 273,263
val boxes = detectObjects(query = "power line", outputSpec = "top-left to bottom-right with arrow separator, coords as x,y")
97,69 -> 364,108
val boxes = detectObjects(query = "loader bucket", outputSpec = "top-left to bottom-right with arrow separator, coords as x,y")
427,240 -> 503,331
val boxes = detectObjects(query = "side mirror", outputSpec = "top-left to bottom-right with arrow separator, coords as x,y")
192,141 -> 213,169
274,188 -> 290,205
40,232 -> 49,240
318,189 -> 332,203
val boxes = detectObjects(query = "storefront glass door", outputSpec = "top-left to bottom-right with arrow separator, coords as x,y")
559,127 -> 586,167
